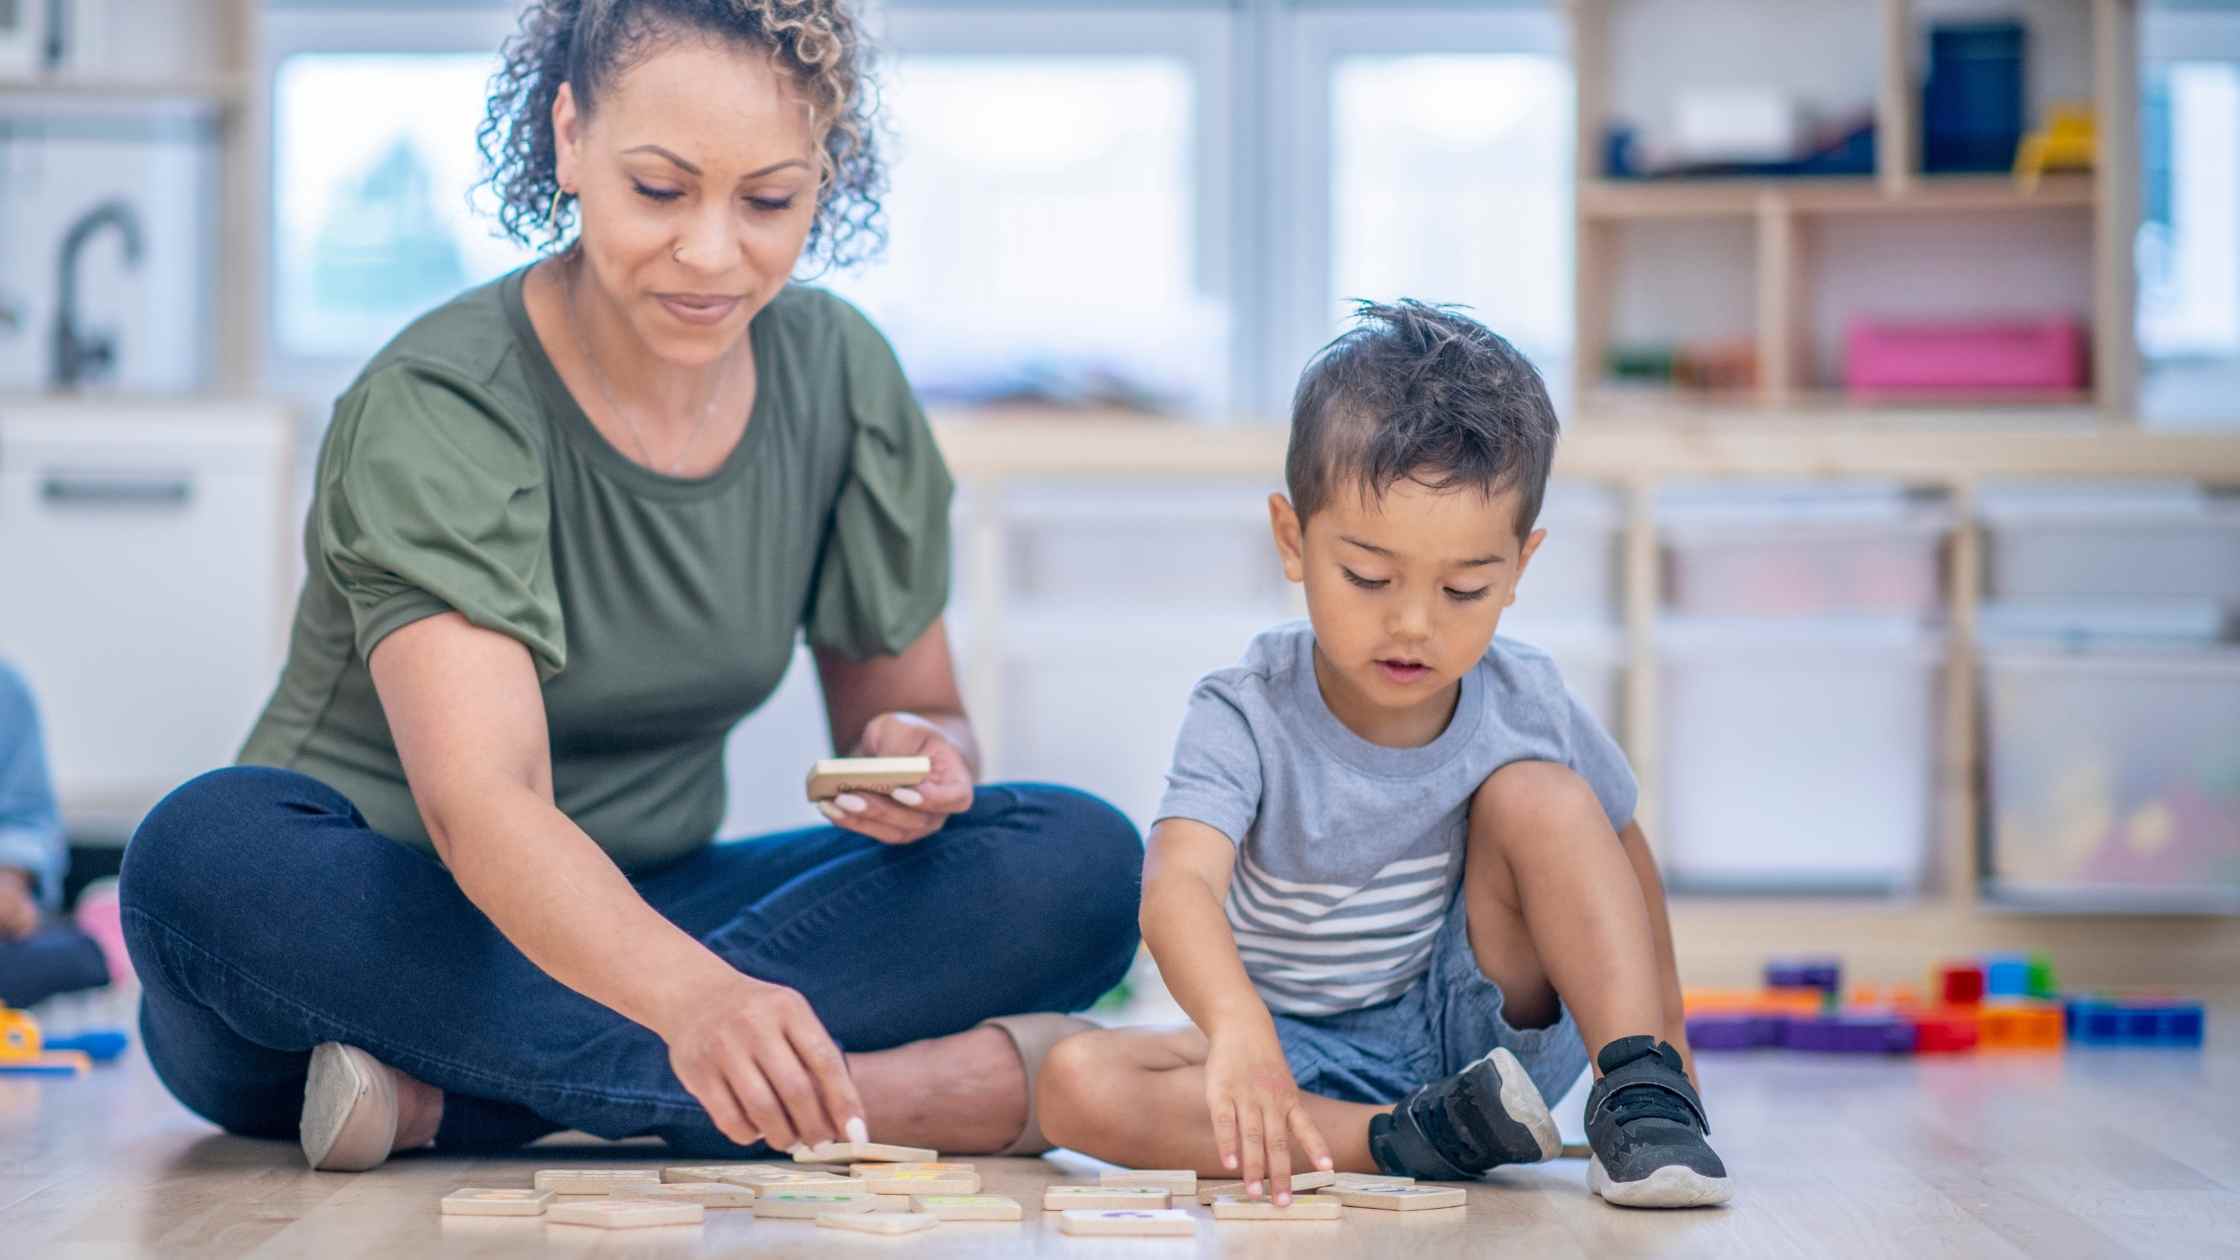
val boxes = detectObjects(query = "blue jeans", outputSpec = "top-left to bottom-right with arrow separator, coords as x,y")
118,766 -> 1142,1155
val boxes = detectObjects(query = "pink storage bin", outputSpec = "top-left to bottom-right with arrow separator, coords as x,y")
1844,317 -> 2088,397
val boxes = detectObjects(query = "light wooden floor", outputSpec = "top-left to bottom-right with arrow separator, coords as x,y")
6,992 -> 2239,1258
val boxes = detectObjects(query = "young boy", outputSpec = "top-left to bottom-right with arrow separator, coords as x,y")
1035,301 -> 1729,1209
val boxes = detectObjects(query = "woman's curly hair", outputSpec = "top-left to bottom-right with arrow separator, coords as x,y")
476,0 -> 885,273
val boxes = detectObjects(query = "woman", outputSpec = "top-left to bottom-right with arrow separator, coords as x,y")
118,0 -> 1140,1171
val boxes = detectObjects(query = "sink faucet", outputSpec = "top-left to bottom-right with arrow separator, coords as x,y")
52,199 -> 144,391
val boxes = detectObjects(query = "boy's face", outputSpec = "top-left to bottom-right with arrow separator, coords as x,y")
1270,475 -> 1543,723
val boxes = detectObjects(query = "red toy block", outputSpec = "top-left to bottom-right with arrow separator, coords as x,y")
1936,962 -> 1985,1007
1909,1010 -> 1980,1054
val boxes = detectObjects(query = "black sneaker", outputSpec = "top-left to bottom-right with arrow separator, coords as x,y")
1584,1036 -> 1732,1208
1367,1047 -> 1559,1179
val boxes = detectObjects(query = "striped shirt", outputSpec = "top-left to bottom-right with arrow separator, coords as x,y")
1156,621 -> 1636,1017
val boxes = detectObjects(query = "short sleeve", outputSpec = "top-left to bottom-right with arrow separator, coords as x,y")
805,303 -> 956,659
317,362 -> 564,679
1152,679 -> 1265,845
1562,688 -> 1638,832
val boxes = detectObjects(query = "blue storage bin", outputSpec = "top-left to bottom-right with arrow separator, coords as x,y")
1923,21 -> 2025,173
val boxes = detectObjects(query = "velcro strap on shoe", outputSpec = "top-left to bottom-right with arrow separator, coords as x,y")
1371,1092 -> 1475,1180
1585,1054 -> 1711,1136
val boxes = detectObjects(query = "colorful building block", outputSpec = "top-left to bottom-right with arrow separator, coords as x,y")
1982,953 -> 2031,998
2024,954 -> 2058,999
1977,1001 -> 2063,1051
1765,958 -> 1843,993
1684,1012 -> 1780,1051
2067,997 -> 2205,1048
1908,1010 -> 1979,1054
1781,1013 -> 1915,1054
1936,962 -> 1986,1007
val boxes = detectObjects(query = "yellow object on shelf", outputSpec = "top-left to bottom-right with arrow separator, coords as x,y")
2014,104 -> 2097,194
1,1006 -> 43,1061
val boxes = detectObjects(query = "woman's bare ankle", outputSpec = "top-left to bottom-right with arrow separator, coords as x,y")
391,1068 -> 443,1151
847,1026 -> 1026,1153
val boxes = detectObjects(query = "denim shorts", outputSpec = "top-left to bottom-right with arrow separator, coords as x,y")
1269,892 -> 1589,1109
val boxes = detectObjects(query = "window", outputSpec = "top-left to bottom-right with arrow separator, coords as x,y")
825,53 -> 1225,414
2138,8 -> 2240,427
272,51 -> 537,360
1329,54 -> 1573,375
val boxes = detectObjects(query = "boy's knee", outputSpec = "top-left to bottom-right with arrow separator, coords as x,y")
1471,761 -> 1604,840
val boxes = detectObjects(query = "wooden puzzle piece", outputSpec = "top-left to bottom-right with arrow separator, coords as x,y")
1330,1185 -> 1467,1211
613,1182 -> 756,1208
439,1188 -> 553,1217
795,1140 -> 939,1165
1198,1170 -> 1338,1203
849,1161 -> 975,1178
532,1168 -> 661,1195
1042,1185 -> 1171,1211
1100,1168 -> 1197,1195
753,1190 -> 877,1219
1210,1194 -> 1344,1221
663,1164 -> 766,1183
1330,1172 -> 1416,1190
1057,1208 -> 1195,1237
856,1169 -> 980,1195
910,1194 -> 1023,1221
545,1199 -> 704,1229
805,757 -> 931,802
817,1211 -> 939,1235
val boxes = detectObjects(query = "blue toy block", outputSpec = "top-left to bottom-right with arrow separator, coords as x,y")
2160,1005 -> 2206,1047
1982,953 -> 2030,998
2063,997 -> 2204,1048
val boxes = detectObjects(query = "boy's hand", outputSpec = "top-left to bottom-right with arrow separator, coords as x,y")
0,868 -> 38,940
1205,1022 -> 1333,1203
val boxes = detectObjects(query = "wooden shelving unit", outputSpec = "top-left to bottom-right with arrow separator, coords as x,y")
930,411 -> 2240,987
1569,0 -> 2137,417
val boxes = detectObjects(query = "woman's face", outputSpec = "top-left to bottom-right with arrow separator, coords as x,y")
553,36 -> 821,366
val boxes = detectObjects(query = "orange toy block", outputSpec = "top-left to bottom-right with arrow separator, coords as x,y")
1977,1002 -> 2064,1052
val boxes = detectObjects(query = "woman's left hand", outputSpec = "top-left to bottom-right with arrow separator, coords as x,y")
815,712 -> 974,845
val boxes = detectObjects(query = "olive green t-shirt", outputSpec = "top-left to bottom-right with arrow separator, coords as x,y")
239,265 -> 953,870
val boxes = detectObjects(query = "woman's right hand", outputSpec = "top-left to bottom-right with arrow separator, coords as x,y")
658,970 -> 866,1152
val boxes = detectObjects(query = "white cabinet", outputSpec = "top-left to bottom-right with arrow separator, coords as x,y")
0,399 -> 292,837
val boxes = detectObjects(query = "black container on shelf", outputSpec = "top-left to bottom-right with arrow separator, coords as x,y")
1923,21 -> 2026,173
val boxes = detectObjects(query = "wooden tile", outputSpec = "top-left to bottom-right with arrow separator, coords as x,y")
795,1140 -> 939,1165
1199,1171 -> 1337,1203
1042,1185 -> 1171,1211
1057,1208 -> 1195,1237
1100,1168 -> 1197,1195
662,1164 -> 765,1184
1330,1185 -> 1467,1211
856,1169 -> 980,1195
611,1182 -> 755,1208
1210,1194 -> 1344,1221
911,1194 -> 1024,1221
438,1188 -> 552,1217
817,1211 -> 940,1235
753,1190 -> 877,1219
1330,1172 -> 1416,1190
530,1168 -> 661,1195
849,1161 -> 976,1178
544,1199 -> 703,1229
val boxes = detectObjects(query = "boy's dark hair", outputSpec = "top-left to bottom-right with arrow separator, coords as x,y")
1285,299 -> 1559,540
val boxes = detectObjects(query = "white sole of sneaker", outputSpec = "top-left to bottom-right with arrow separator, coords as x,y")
1488,1047 -> 1561,1162
301,1043 -> 398,1173
1588,1154 -> 1734,1208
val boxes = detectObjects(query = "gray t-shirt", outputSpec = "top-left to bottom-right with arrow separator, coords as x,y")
1154,620 -> 1637,1017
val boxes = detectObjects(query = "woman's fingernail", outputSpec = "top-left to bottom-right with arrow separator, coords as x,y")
846,1116 -> 869,1144
892,787 -> 924,808
816,801 -> 844,823
836,794 -> 868,814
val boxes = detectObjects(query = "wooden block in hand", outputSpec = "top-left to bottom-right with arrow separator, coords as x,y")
1330,1185 -> 1467,1211
439,1188 -> 553,1217
804,757 -> 931,802
613,1182 -> 756,1208
1043,1185 -> 1171,1211
532,1169 -> 662,1195
818,1211 -> 940,1235
911,1194 -> 1023,1221
856,1169 -> 980,1195
545,1199 -> 704,1229
795,1139 -> 939,1165
1057,1208 -> 1195,1237
753,1190 -> 877,1219
1100,1168 -> 1197,1195
1210,1194 -> 1343,1221
1198,1170 -> 1337,1204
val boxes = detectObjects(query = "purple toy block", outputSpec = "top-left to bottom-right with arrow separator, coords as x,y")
1686,1013 -> 1778,1051
1781,1013 -> 1915,1054
1766,957 -> 1843,993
